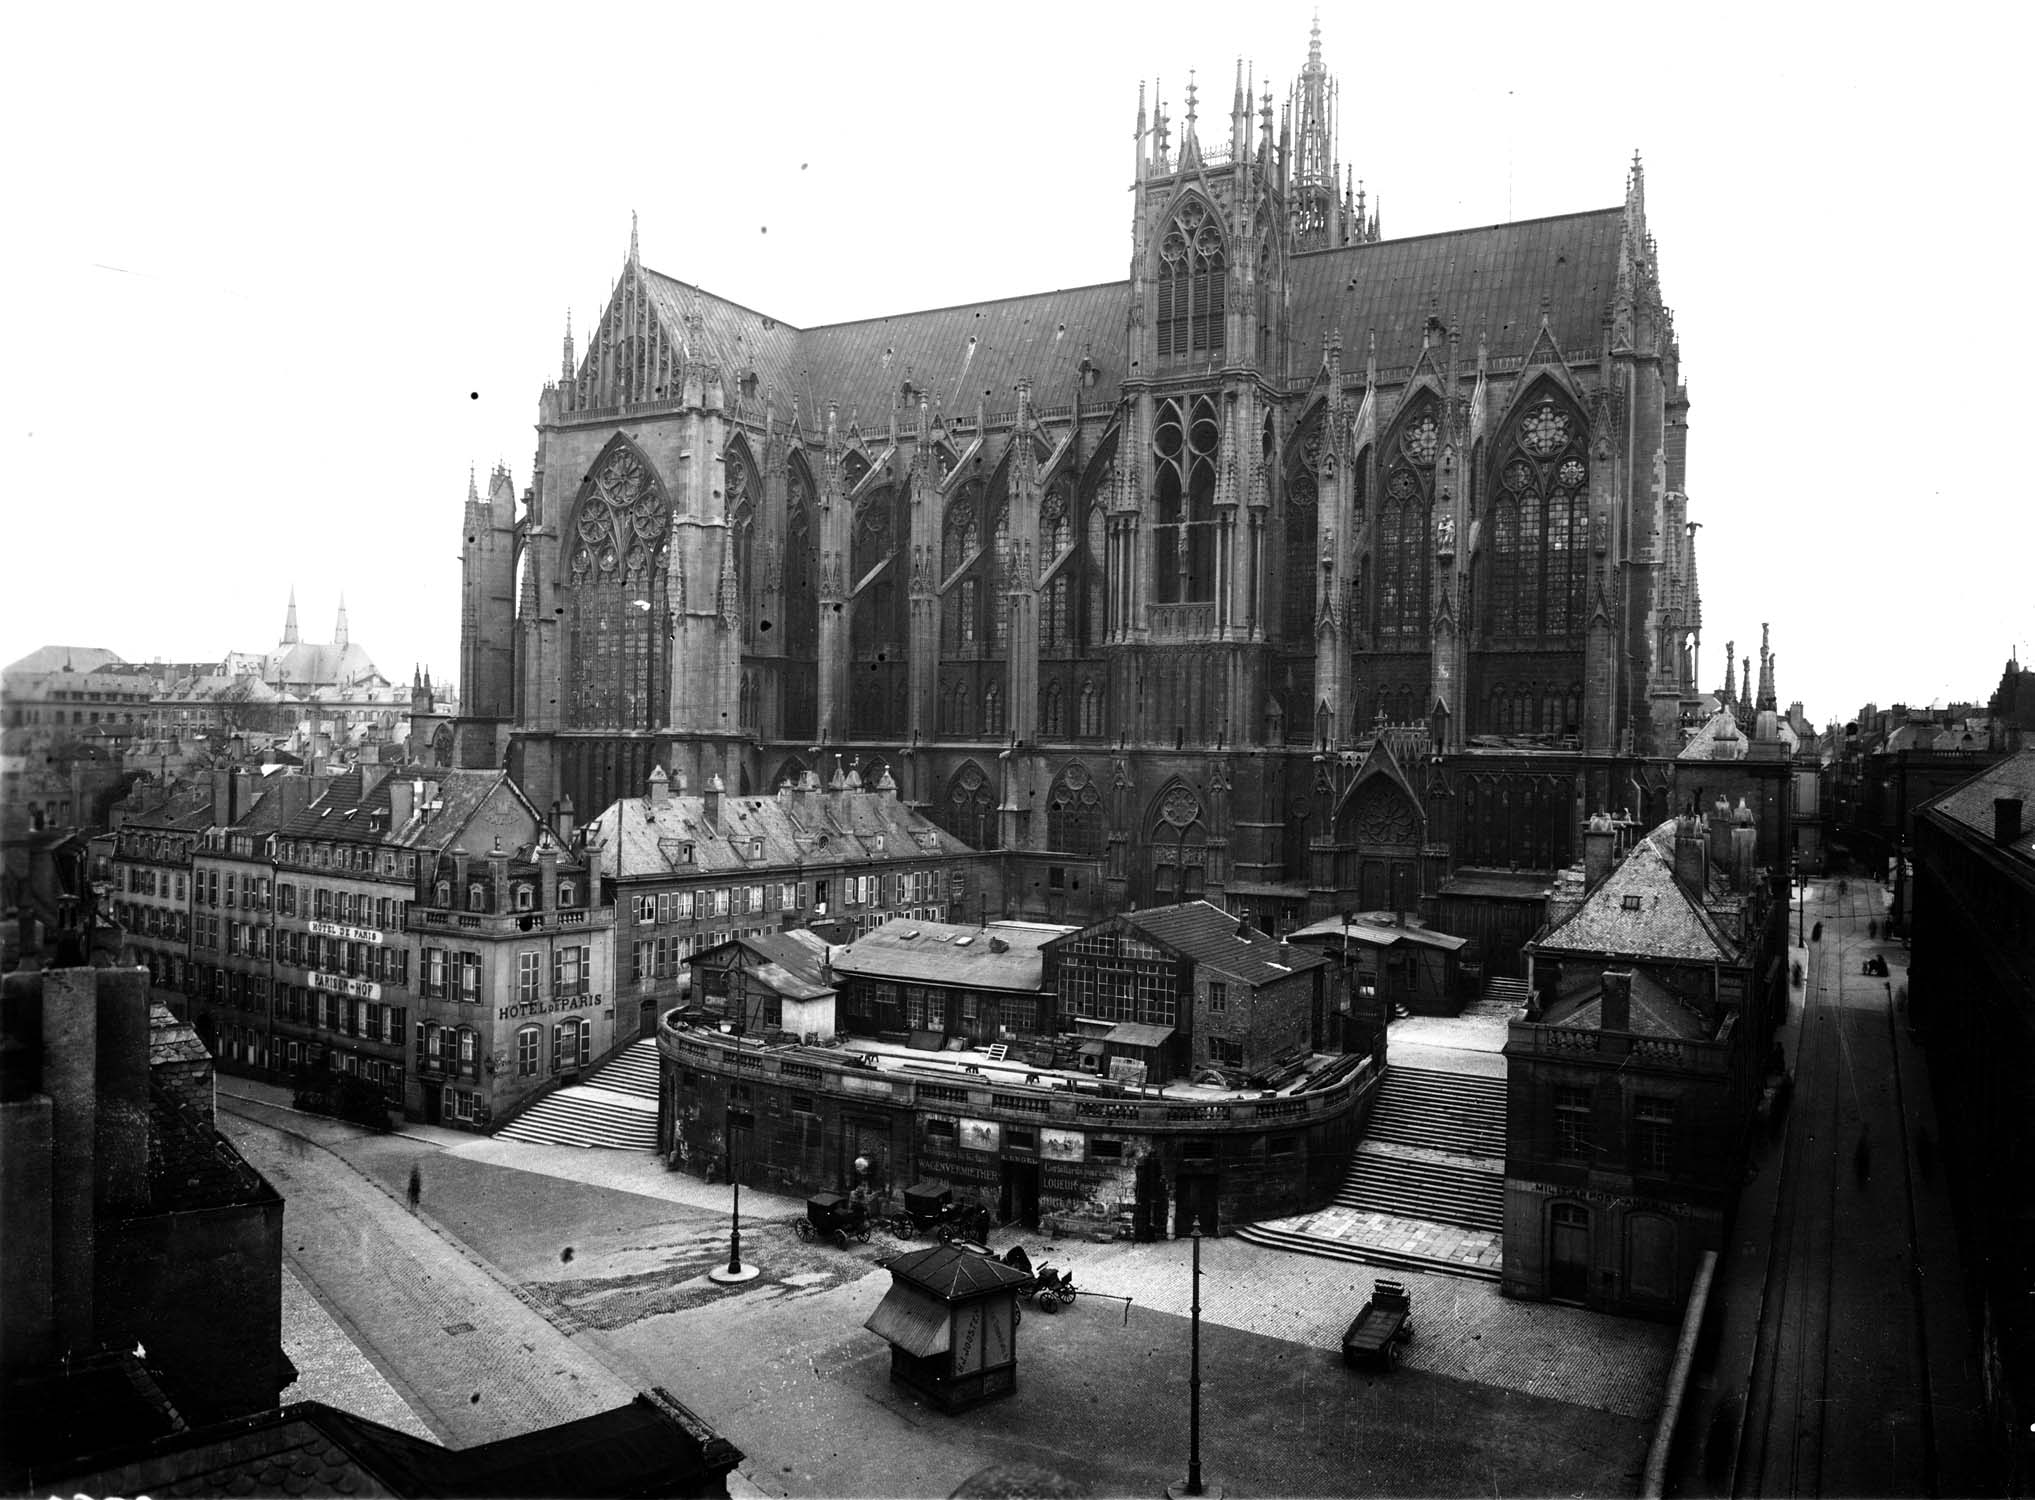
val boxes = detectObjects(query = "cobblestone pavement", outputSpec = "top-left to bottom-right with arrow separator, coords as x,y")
1061,1234 -> 1671,1419
276,1262 -> 435,1440
219,1103 -> 637,1447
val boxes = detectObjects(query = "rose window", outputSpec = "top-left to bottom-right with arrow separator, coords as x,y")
1521,405 -> 1570,457
1558,458 -> 1587,489
1404,415 -> 1440,466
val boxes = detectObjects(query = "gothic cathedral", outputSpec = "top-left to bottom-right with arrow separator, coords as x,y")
447,25 -> 1704,973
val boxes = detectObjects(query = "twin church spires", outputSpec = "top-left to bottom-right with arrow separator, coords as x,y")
278,587 -> 348,649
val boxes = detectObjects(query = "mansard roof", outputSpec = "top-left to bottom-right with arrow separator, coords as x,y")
583,783 -> 972,880
622,206 -> 1627,437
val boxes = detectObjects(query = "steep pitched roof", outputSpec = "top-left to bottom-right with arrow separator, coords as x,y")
583,785 -> 971,880
1533,820 -> 1740,963
1286,207 -> 1626,377
1550,966 -> 1714,1039
1124,900 -> 1327,986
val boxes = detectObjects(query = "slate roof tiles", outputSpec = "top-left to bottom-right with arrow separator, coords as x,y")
1124,900 -> 1327,987
1533,819 -> 1741,964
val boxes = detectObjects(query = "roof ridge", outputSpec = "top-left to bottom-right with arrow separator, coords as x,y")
1289,203 -> 1624,261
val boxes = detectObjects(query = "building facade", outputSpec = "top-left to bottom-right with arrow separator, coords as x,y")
437,25 -> 1708,966
1502,808 -> 1786,1317
1910,751 -> 2035,1488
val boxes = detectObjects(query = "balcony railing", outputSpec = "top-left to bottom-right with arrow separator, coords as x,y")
658,1013 -> 1376,1129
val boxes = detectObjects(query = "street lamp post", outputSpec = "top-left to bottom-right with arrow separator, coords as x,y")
1168,1205 -> 1215,1499
1796,861 -> 1805,946
708,1135 -> 761,1285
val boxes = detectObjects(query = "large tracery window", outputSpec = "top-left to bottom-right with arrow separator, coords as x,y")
563,439 -> 671,730
1283,406 -> 1323,644
1375,406 -> 1437,648
1047,764 -> 1104,856
1154,397 -> 1219,603
942,484 -> 985,649
850,486 -> 906,737
1488,398 -> 1590,642
939,762 -> 997,850
726,443 -> 759,650
1156,198 -> 1226,359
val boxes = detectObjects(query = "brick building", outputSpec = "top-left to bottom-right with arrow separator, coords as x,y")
1501,806 -> 1786,1317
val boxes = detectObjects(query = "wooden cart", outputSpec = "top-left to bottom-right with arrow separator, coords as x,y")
1341,1278 -> 1414,1371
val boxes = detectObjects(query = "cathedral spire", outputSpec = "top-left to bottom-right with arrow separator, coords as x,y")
1757,622 -> 1776,711
1721,639 -> 1736,707
282,587 -> 299,647
1135,80 -> 1148,180
628,210 -> 640,274
334,594 -> 350,649
561,310 -> 575,383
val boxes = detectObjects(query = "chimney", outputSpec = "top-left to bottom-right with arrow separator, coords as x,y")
554,794 -> 575,844
1583,813 -> 1617,890
388,778 -> 414,830
1997,797 -> 2025,846
1707,794 -> 1733,870
1674,814 -> 1708,891
1600,968 -> 1633,1034
490,843 -> 510,914
647,764 -> 670,808
704,772 -> 724,829
1730,822 -> 1758,894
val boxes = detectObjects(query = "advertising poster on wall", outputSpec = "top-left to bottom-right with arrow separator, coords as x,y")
959,1118 -> 1001,1153
1040,1127 -> 1085,1161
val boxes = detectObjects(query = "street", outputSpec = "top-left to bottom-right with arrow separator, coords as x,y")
1733,878 -> 1985,1498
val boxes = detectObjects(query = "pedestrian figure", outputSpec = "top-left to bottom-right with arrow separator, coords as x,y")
1812,920 -> 1823,943
1885,980 -> 1893,1005
407,1164 -> 422,1212
1854,1132 -> 1871,1188
1868,919 -> 1878,939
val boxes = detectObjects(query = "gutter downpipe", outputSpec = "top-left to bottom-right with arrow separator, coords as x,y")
1642,1247 -> 1718,1497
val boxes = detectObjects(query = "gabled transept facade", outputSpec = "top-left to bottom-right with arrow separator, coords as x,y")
447,24 -> 1707,963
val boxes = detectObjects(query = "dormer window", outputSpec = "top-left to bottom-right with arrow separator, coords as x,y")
515,884 -> 535,911
435,880 -> 451,907
558,880 -> 576,907
468,881 -> 487,912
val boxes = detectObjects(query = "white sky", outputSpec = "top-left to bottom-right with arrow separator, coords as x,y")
6,0 -> 2027,728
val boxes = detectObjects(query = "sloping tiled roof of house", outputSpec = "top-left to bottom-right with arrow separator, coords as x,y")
584,783 -> 972,880
1533,819 -> 1741,964
1126,900 -> 1327,987
1921,747 -> 2035,861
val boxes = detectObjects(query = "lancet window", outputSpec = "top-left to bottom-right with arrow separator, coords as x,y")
1047,765 -> 1104,856
1375,404 -> 1437,648
1078,678 -> 1104,738
1488,396 -> 1589,642
726,443 -> 759,650
783,460 -> 819,740
1155,197 -> 1226,359
1283,405 -> 1323,644
562,439 -> 670,730
939,762 -> 998,850
1147,783 -> 1209,904
1154,396 -> 1219,604
850,485 -> 906,736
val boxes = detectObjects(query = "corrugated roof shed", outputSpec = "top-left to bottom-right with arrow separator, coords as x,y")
831,918 -> 1054,991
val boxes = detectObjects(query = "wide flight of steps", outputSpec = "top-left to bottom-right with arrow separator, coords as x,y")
1238,1058 -> 1508,1279
495,1038 -> 659,1149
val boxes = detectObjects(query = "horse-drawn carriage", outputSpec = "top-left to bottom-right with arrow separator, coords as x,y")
794,1190 -> 872,1249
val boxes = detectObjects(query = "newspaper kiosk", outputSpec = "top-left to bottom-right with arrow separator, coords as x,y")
862,1243 -> 1028,1412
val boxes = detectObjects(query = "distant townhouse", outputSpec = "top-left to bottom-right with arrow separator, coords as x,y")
583,764 -> 993,1042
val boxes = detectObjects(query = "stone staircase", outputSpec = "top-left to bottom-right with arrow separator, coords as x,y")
1466,976 -> 1531,1020
1237,1057 -> 1508,1280
495,1037 -> 660,1150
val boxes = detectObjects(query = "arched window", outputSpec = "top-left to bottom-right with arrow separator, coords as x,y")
562,437 -> 671,730
1042,680 -> 1066,738
514,884 -> 534,911
1156,197 -> 1226,359
1047,766 -> 1104,855
850,485 -> 906,737
468,881 -> 487,912
558,880 -> 576,907
982,682 -> 1003,737
1283,405 -> 1323,645
1041,478 -> 1072,560
784,459 -> 819,740
943,488 -> 981,646
1043,575 -> 1071,648
938,763 -> 998,850
725,442 -> 759,649
1488,396 -> 1590,642
1147,784 -> 1208,904
1154,397 -> 1219,603
987,503 -> 1010,649
1078,678 -> 1104,738
1376,403 -> 1436,648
